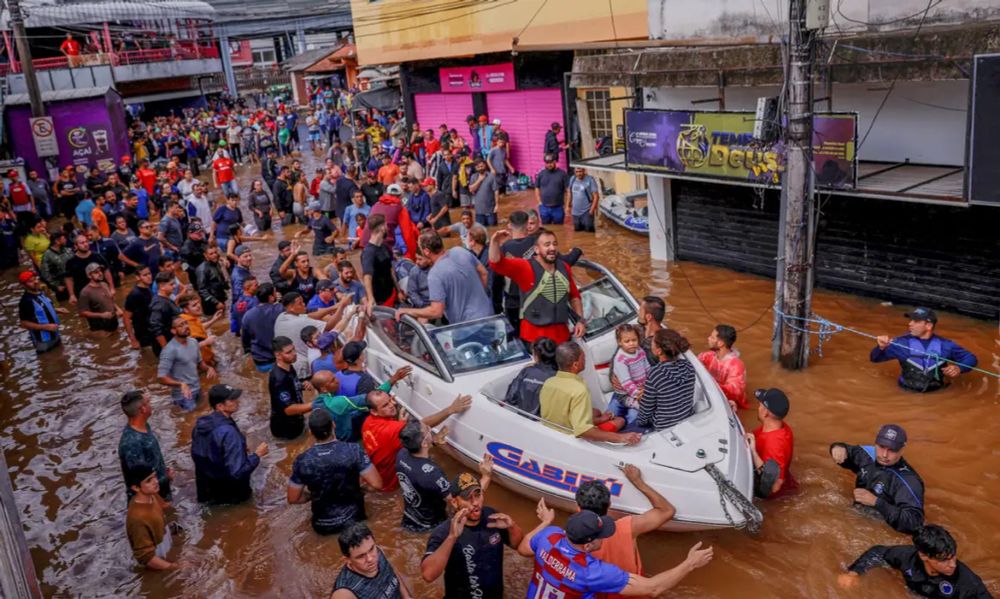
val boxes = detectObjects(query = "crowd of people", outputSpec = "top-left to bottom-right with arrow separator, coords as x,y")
3,86 -> 992,599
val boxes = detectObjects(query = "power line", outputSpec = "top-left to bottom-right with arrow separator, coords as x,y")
355,0 -> 519,39
514,0 -> 549,42
607,0 -> 618,41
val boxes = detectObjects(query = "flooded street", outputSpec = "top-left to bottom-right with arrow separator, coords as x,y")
1,156 -> 998,598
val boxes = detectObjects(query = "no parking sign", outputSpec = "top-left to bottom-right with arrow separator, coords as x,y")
31,117 -> 59,157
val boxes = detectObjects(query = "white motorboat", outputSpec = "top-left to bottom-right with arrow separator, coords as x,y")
599,191 -> 649,235
363,260 -> 761,532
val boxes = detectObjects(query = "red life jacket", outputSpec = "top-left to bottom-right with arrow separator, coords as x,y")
9,181 -> 29,206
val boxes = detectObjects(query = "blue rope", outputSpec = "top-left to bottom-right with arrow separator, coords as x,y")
773,307 -> 999,378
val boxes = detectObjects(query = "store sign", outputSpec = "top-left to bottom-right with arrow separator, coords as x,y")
438,62 -> 515,93
30,117 -> 59,157
625,109 -> 857,189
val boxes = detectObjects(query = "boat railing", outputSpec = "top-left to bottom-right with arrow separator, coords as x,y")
479,390 -> 632,447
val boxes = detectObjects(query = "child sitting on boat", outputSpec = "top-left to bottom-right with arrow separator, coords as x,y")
608,324 -> 650,427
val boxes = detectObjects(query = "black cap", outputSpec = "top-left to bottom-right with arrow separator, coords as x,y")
278,240 -> 292,250
566,510 -> 616,544
449,472 -> 482,498
316,279 -> 336,292
875,424 -> 907,451
208,384 -> 242,407
754,388 -> 789,419
904,307 -> 938,324
343,340 -> 367,364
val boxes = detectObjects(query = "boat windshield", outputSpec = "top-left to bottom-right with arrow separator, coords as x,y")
579,276 -> 637,340
426,316 -> 530,375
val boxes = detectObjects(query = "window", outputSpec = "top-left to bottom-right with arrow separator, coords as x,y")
584,89 -> 612,140
252,49 -> 276,65
371,315 -> 441,377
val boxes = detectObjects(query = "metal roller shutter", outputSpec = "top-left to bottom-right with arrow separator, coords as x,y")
485,89 -> 565,176
413,93 -> 474,147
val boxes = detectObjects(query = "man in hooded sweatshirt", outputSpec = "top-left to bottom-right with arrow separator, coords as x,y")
191,384 -> 269,504
358,183 -> 418,260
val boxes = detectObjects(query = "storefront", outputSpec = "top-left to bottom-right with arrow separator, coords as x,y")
400,52 -> 573,176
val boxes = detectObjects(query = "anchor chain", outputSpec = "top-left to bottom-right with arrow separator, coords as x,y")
705,463 -> 763,535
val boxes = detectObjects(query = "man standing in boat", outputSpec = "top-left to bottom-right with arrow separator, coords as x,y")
488,228 -> 586,344
870,307 -> 978,392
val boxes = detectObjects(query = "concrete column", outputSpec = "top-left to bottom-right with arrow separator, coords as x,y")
218,27 -> 238,97
0,451 -> 42,599
296,23 -> 306,55
647,175 -> 675,261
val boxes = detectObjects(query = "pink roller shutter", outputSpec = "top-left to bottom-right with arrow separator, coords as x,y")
414,93 -> 474,146
485,88 -> 565,176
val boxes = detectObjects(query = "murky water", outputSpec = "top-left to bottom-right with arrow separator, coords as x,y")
1,155 -> 997,598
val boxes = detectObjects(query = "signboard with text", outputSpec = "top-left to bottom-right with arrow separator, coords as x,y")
438,62 -> 515,93
625,109 -> 857,189
30,117 -> 59,157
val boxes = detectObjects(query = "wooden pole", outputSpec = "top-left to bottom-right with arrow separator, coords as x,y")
8,0 -> 44,117
0,450 -> 43,599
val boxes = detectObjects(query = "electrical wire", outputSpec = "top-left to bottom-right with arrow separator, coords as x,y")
514,0 -> 549,42
607,0 -> 618,41
355,0 -> 519,39
856,0 -> 938,151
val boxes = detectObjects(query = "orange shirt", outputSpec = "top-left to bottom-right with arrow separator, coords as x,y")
377,163 -> 399,186
91,207 -> 110,238
592,515 -> 646,599
360,415 -> 405,492
180,313 -> 216,366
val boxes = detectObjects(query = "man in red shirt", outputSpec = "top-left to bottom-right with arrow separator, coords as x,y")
136,160 -> 157,196
60,33 -> 81,67
212,149 -> 238,197
488,228 -> 585,344
747,388 -> 797,498
361,388 -> 471,492
697,324 -> 748,409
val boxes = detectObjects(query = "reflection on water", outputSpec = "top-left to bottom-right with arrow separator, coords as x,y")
1,160 -> 997,598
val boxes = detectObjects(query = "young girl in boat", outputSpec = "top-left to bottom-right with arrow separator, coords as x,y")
609,324 -> 650,427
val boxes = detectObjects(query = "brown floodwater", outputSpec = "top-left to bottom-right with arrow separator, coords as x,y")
1,156 -> 998,599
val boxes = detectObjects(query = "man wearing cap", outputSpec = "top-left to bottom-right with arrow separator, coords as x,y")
17,270 -> 65,353
191,384 -> 268,504
78,262 -> 122,334
476,117 -> 494,159
747,388 -> 797,499
288,410 -> 382,536
871,308 -> 978,392
362,388 -> 471,493
518,506 -> 714,597
830,424 -> 925,533
179,222 -> 208,272
544,122 -> 569,158
307,279 -> 339,311
535,154 -> 570,225
421,470 -> 520,598
336,341 -> 383,398
64,233 -> 113,304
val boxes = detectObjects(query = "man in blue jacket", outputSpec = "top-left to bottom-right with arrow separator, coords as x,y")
191,384 -> 269,504
870,307 -> 977,392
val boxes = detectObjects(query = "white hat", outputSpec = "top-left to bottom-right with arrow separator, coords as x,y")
491,119 -> 501,126
387,183 -> 403,196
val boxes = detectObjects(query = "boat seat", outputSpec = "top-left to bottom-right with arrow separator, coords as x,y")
692,382 -> 711,414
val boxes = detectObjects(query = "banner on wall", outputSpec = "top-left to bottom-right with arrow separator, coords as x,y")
439,62 -> 515,93
624,109 -> 857,189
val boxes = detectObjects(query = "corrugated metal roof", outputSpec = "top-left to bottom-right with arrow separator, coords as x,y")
1,1 -> 216,29
281,46 -> 337,72
3,86 -> 113,106
207,0 -> 350,24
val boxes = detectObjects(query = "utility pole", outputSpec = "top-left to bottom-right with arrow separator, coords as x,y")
7,0 -> 45,117
775,0 -> 817,369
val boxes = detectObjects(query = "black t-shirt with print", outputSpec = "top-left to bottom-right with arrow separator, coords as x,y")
424,505 -> 511,599
396,448 -> 450,531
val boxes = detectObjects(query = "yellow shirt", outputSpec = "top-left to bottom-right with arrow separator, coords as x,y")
539,371 -> 593,437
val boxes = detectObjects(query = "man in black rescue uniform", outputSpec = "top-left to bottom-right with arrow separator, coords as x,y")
838,524 -> 993,598
829,423 -> 925,534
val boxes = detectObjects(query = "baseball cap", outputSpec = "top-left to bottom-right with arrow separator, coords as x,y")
904,307 -> 938,324
386,184 -> 403,196
421,177 -> 436,187
491,118 -> 501,126
208,384 -> 242,407
316,331 -> 339,351
566,510 -> 616,545
278,240 -> 292,250
551,122 -> 561,129
189,222 -> 204,233
6,169 -> 17,177
218,140 -> 227,147
875,424 -> 907,451
307,200 -> 322,212
478,115 -> 488,123
18,271 -> 37,284
85,262 -> 104,275
754,388 -> 789,419
234,245 -> 251,257
343,340 -> 367,364
449,472 -> 482,498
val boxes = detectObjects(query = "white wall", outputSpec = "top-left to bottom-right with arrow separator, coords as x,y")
648,0 -> 1000,40
643,80 -> 968,165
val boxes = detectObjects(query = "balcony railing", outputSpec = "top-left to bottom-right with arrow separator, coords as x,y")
0,43 -> 220,76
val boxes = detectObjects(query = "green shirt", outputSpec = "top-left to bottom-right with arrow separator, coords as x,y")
539,371 -> 593,437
